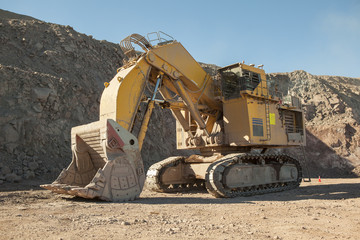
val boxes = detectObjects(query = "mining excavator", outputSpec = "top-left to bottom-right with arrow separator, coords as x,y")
41,32 -> 306,201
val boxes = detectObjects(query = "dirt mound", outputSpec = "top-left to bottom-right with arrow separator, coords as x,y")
0,11 -> 181,183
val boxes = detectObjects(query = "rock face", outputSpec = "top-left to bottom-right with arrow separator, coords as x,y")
0,10 -> 359,183
267,71 -> 360,177
0,10 -> 182,182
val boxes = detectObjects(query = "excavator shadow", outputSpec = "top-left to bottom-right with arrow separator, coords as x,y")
58,181 -> 360,204
1,179 -> 359,205
133,182 -> 360,205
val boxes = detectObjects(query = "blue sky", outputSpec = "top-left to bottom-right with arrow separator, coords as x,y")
2,0 -> 360,78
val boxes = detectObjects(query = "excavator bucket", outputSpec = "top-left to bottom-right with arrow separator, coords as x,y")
41,119 -> 145,202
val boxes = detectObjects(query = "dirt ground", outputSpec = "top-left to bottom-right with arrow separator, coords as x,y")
0,178 -> 359,240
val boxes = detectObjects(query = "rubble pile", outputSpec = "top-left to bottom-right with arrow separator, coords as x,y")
0,10 -> 179,183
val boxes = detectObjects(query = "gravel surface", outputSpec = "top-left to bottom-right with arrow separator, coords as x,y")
1,178 -> 359,239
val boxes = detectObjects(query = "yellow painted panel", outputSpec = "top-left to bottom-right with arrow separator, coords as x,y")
223,98 -> 250,145
100,57 -> 151,131
269,113 -> 276,125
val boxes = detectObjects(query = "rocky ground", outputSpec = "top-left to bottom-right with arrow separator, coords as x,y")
1,178 -> 360,240
0,9 -> 185,184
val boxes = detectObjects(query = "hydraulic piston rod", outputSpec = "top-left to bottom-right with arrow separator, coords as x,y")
137,74 -> 163,150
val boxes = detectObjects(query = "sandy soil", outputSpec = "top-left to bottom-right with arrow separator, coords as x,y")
0,178 -> 359,240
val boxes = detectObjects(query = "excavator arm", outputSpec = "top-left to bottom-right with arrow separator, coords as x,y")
41,33 -> 222,201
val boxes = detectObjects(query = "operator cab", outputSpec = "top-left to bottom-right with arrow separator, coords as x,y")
218,63 -> 266,100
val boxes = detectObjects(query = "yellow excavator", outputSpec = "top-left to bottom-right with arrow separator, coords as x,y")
41,32 -> 306,201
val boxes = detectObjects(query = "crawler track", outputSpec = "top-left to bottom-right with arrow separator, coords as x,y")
205,154 -> 302,198
146,156 -> 205,193
146,154 -> 302,197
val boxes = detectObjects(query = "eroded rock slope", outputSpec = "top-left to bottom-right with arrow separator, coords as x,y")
0,10 -> 179,183
268,71 -> 360,177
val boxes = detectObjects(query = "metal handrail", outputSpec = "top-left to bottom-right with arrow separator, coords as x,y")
119,33 -> 153,59
147,31 -> 174,45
